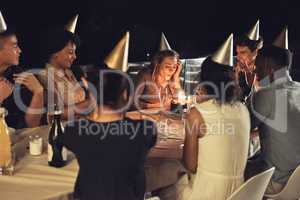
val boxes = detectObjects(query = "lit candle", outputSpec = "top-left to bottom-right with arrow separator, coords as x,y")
177,90 -> 186,105
29,135 -> 43,156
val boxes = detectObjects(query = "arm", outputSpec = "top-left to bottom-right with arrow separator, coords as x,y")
183,107 -> 206,173
171,60 -> 183,90
61,77 -> 96,120
62,96 -> 95,120
14,73 -> 45,127
0,79 -> 13,104
25,90 -> 44,127
138,101 -> 162,109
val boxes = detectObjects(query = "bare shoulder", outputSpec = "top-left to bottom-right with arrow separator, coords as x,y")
187,107 -> 203,122
186,107 -> 206,137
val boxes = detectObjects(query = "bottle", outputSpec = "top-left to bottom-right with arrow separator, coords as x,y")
0,107 -> 12,175
48,105 -> 67,167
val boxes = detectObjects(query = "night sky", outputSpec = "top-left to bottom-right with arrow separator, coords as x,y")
1,0 -> 299,68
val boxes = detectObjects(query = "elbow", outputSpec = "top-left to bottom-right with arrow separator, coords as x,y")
186,163 -> 197,174
183,159 -> 198,174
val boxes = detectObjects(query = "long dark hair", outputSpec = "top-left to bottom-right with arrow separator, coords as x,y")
87,69 -> 129,109
42,27 -> 80,63
236,34 -> 263,51
198,57 -> 241,104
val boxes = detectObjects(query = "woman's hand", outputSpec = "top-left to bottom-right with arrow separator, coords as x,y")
171,60 -> 182,90
173,60 -> 182,80
14,73 -> 44,94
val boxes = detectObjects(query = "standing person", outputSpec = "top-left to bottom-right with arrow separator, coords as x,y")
236,20 -> 263,100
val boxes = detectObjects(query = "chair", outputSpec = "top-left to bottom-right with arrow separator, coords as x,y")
265,165 -> 300,200
145,197 -> 160,200
226,167 -> 275,200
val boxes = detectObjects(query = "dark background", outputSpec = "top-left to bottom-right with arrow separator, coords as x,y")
1,0 -> 299,72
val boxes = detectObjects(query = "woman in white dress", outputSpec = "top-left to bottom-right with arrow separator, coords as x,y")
160,36 -> 251,200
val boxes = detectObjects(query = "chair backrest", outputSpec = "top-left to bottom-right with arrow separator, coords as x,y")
227,167 -> 275,200
265,165 -> 300,200
145,197 -> 160,200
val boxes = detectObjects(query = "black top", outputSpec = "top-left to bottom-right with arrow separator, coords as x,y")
2,67 -> 32,129
2,85 -> 32,129
63,118 -> 157,200
2,66 -> 47,129
238,72 -> 252,100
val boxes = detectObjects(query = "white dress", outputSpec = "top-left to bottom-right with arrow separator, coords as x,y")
162,99 -> 250,200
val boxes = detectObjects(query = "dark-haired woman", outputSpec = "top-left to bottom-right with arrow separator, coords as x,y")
38,28 -> 92,119
134,50 -> 182,110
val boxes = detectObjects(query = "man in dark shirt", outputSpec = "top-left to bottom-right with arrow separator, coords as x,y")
63,70 -> 157,200
0,11 -> 45,129
235,21 -> 263,101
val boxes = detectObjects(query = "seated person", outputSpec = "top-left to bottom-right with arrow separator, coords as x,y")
0,24 -> 45,129
134,50 -> 182,110
246,45 -> 300,194
162,37 -> 251,199
63,70 -> 157,200
38,28 -> 92,120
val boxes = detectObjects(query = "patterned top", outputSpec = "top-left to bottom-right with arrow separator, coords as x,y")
134,67 -> 178,109
38,64 -> 86,107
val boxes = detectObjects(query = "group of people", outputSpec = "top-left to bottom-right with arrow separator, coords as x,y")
0,15 -> 94,129
1,10 -> 300,200
153,26 -> 300,200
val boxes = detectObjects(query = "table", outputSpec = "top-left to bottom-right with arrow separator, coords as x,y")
0,110 -> 185,200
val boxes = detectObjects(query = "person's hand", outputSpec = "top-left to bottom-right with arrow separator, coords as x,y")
239,57 -> 255,73
14,73 -> 44,94
0,79 -> 13,103
81,77 -> 89,90
173,60 -> 182,80
237,60 -> 249,73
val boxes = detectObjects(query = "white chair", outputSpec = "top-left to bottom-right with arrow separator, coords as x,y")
265,165 -> 300,200
144,192 -> 160,200
145,197 -> 160,200
227,167 -> 275,200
